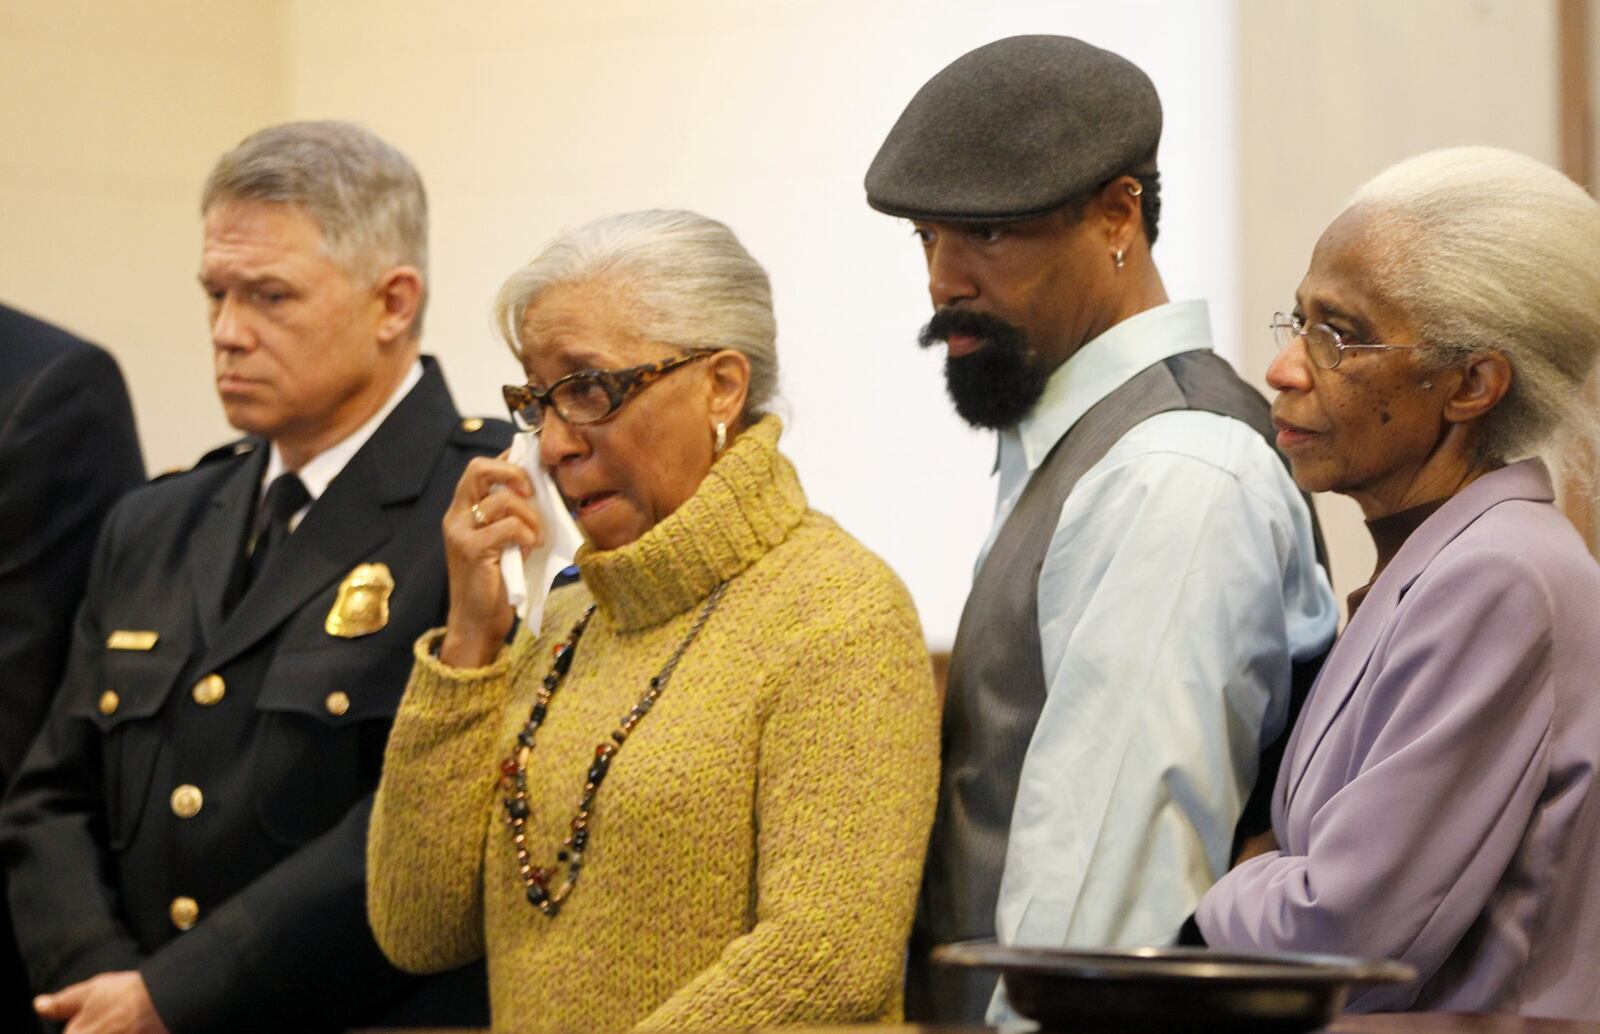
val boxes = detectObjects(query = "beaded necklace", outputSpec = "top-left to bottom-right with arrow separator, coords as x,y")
499,581 -> 728,916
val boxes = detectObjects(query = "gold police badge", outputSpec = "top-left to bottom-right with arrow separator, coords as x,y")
326,562 -> 394,638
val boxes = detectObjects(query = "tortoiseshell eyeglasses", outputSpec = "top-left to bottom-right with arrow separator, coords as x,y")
502,350 -> 715,432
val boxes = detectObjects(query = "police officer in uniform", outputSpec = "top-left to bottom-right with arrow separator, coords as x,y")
0,121 -> 503,1032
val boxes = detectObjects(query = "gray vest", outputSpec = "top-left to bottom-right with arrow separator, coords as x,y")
905,350 -> 1323,1021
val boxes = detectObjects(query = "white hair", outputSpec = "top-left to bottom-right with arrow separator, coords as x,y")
1348,146 -> 1600,472
494,209 -> 779,418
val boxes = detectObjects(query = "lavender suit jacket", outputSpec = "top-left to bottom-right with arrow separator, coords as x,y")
1197,459 -> 1600,1018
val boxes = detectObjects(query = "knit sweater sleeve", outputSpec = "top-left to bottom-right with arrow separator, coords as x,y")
632,574 -> 940,1030
366,629 -> 510,973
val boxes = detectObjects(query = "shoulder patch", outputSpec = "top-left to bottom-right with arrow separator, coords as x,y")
152,437 -> 260,482
452,415 -> 514,452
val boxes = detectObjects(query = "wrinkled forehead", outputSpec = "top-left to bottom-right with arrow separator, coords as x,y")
200,195 -> 391,286
517,279 -> 655,377
1298,205 -> 1414,315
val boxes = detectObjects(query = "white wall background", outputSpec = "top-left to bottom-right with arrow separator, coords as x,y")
0,1 -> 284,470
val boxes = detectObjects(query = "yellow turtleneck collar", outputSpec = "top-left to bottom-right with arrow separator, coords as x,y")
576,414 -> 807,631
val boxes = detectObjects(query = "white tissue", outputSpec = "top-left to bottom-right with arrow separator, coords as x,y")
497,431 -> 583,635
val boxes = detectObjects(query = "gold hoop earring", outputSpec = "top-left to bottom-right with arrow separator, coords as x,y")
714,421 -> 727,454
1127,182 -> 1143,197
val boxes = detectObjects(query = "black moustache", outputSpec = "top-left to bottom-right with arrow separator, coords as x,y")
918,307 -> 1020,350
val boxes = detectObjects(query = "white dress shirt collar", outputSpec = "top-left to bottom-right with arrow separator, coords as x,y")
262,359 -> 424,515
1009,299 -> 1216,472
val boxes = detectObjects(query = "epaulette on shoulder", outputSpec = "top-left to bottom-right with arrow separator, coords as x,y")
151,437 -> 261,483
452,415 -> 514,452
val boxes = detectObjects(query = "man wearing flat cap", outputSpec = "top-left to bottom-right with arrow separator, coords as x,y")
0,121 -> 501,1032
867,36 -> 1338,1022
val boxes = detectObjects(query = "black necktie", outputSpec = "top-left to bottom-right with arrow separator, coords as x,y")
225,473 -> 310,614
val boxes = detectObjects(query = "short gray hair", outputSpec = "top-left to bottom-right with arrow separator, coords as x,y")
494,209 -> 779,417
202,120 -> 430,336
1349,146 -> 1600,466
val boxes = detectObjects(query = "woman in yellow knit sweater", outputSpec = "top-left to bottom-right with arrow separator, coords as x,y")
367,209 -> 939,1032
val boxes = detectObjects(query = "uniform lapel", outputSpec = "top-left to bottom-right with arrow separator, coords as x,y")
200,359 -> 459,671
188,444 -> 266,645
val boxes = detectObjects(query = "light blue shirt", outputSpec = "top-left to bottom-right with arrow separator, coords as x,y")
982,300 -> 1338,1024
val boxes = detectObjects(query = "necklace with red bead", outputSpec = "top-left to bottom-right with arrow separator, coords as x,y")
500,581 -> 728,916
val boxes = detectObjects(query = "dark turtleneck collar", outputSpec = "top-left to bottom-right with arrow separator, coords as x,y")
1347,497 -> 1451,617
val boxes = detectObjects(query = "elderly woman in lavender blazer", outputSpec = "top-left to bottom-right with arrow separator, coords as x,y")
1195,147 -> 1600,1019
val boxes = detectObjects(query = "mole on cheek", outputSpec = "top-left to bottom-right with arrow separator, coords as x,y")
1369,391 -> 1393,425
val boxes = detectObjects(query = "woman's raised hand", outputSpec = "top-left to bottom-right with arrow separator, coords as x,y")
438,455 -> 545,668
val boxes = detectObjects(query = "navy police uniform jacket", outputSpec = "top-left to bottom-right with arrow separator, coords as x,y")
0,356 -> 506,1032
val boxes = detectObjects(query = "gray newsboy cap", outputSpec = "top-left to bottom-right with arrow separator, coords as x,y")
865,35 -> 1162,223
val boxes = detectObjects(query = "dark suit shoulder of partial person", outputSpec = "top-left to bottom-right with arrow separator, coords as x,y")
0,302 -> 145,767
0,304 -> 133,397
0,301 -> 144,1034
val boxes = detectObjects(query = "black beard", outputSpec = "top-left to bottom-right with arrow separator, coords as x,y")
918,308 -> 1048,429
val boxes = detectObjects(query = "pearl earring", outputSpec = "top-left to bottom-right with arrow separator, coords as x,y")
1114,249 -> 1125,270
714,421 -> 727,453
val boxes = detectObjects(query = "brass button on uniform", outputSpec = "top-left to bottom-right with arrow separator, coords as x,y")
169,896 -> 199,931
170,784 -> 203,819
192,674 -> 226,706
461,417 -> 484,432
98,690 -> 120,716
324,691 -> 351,717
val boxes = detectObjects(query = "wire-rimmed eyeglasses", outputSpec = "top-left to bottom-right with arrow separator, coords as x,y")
1270,312 -> 1426,371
